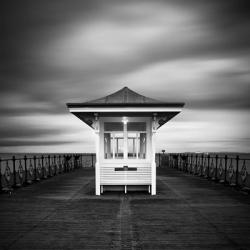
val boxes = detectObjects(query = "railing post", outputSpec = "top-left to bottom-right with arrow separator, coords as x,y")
12,156 -> 16,187
184,154 -> 186,171
190,154 -> 193,173
183,154 -> 185,171
201,154 -> 204,176
171,154 -> 173,168
224,155 -> 228,183
207,155 -> 210,178
178,154 -> 180,170
195,154 -> 198,175
169,154 -> 171,168
175,154 -> 177,169
180,154 -> 182,170
179,154 -> 181,170
236,155 -> 239,187
41,155 -> 44,178
48,155 -> 51,176
24,155 -> 27,183
73,155 -> 75,170
184,154 -> 186,172
54,155 -> 56,175
182,154 -> 184,171
185,154 -> 188,172
0,158 -> 2,190
215,155 -> 218,181
63,155 -> 66,172
58,155 -> 61,173
33,156 -> 37,180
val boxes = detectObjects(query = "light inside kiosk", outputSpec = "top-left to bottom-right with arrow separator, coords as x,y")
122,117 -> 128,124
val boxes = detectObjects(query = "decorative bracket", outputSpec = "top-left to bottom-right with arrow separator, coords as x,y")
93,113 -> 99,132
152,113 -> 157,132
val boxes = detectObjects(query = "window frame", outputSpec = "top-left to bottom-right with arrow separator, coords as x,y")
127,131 -> 147,159
102,118 -> 149,161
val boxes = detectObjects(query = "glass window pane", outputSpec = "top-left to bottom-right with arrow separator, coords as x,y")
139,133 -> 146,159
104,122 -> 123,131
127,122 -> 146,131
128,133 -> 137,158
114,133 -> 124,158
104,132 -> 124,159
104,133 -> 113,159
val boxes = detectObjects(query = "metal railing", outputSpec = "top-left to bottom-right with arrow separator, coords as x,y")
163,153 -> 250,191
0,153 -> 95,192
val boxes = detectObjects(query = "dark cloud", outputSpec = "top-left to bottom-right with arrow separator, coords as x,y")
0,126 -> 66,140
0,140 -> 75,147
2,0 -> 250,81
188,95 -> 250,110
0,97 -> 67,116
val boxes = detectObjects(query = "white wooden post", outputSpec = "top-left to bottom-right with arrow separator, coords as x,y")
151,115 -> 157,195
124,121 -> 128,159
151,132 -> 156,195
94,114 -> 100,195
136,133 -> 139,159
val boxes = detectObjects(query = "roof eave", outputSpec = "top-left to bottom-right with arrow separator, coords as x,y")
66,102 -> 185,108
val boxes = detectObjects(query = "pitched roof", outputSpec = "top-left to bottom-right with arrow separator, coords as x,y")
66,86 -> 185,129
87,86 -> 160,104
67,87 -> 184,108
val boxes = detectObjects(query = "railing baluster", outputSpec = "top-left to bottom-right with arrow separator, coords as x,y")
12,156 -> 16,187
195,154 -> 197,174
207,155 -> 210,179
236,155 -> 239,187
24,155 -> 28,184
215,155 -> 218,182
34,156 -> 37,181
54,155 -> 56,175
201,154 -> 204,176
224,155 -> 228,184
41,155 -> 44,178
48,155 -> 51,176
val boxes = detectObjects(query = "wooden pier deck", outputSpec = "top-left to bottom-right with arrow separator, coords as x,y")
1,167 -> 250,250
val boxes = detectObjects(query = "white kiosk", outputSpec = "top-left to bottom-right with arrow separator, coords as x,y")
67,87 -> 184,195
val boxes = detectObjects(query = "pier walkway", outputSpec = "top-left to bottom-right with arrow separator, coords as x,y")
1,167 -> 250,250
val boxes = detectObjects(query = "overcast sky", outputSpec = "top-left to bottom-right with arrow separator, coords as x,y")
1,0 -> 250,153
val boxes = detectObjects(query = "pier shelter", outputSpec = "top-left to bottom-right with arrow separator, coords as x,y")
67,87 -> 184,195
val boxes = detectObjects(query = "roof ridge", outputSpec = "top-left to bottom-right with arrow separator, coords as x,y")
84,86 -> 164,104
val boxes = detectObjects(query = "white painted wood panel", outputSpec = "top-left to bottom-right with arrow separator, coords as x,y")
100,163 -> 151,185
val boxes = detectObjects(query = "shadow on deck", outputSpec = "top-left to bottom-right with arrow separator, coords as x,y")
0,167 -> 250,250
